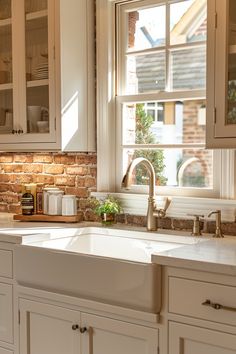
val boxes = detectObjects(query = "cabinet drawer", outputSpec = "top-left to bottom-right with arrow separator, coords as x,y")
169,277 -> 236,326
0,250 -> 12,279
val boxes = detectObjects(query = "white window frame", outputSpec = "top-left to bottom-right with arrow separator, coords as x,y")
96,0 -> 236,219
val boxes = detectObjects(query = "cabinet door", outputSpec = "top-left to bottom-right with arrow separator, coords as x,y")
169,322 -> 236,354
81,312 -> 158,354
0,283 -> 13,344
19,299 -> 80,354
207,0 -> 236,147
0,0 -> 14,137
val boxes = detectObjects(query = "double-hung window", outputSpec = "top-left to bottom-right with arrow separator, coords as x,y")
115,0 -> 221,198
96,0 -> 234,202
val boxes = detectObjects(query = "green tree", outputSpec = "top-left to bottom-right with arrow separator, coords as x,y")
133,104 -> 167,185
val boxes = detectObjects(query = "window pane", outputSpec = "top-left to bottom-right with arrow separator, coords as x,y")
170,46 -> 206,90
127,6 -> 165,51
122,100 -> 206,145
170,0 -> 207,45
123,148 -> 213,188
126,52 -> 165,94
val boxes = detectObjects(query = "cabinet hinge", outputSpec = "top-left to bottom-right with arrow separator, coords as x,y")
214,107 -> 217,124
215,12 -> 217,29
18,310 -> 20,324
54,117 -> 56,130
157,347 -> 159,354
53,46 -> 56,60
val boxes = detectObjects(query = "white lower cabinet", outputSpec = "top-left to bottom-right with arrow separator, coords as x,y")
19,299 -> 158,354
169,322 -> 236,354
0,348 -> 13,354
0,283 -> 13,344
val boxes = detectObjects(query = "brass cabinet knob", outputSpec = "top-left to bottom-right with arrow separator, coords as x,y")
72,324 -> 79,331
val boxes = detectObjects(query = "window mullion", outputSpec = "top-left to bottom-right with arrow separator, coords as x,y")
166,1 -> 171,91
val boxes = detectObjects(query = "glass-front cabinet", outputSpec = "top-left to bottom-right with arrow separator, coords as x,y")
0,0 -> 13,135
0,0 -> 56,146
206,0 -> 236,147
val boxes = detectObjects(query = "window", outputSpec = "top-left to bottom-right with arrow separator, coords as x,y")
96,0 -> 233,202
114,0 -> 219,197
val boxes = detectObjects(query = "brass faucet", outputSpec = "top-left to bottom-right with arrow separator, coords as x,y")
122,157 -> 171,231
208,210 -> 224,238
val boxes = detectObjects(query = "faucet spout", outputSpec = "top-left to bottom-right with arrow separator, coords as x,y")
122,157 -> 170,231
122,157 -> 156,198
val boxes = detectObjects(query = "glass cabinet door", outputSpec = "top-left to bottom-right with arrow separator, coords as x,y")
24,0 -> 50,135
227,0 -> 236,125
0,0 -> 13,135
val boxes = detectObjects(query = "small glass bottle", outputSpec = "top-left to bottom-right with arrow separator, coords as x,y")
36,183 -> 44,214
21,186 -> 34,215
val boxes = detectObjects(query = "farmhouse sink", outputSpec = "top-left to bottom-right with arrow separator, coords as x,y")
15,227 -> 198,313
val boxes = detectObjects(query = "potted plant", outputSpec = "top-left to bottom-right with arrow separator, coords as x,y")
89,195 -> 122,225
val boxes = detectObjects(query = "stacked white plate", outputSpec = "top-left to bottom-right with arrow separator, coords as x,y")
32,62 -> 48,80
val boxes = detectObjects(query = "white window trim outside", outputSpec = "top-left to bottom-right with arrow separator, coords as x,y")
96,0 -> 236,220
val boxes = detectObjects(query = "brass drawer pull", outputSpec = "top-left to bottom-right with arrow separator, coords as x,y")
202,299 -> 236,312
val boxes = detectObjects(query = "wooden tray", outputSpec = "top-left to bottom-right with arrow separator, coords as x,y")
13,214 -> 81,223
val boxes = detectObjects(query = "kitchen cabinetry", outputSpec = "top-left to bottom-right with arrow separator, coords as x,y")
169,322 -> 236,354
167,268 -> 236,354
19,298 -> 158,354
0,245 -> 14,354
0,0 -> 95,151
206,0 -> 236,148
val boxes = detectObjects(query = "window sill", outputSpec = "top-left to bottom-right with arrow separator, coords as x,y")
91,192 -> 236,222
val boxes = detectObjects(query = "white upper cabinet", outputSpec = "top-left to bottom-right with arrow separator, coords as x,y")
206,0 -> 236,148
0,0 -> 95,151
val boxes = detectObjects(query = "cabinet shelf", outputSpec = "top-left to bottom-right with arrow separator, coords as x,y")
0,83 -> 12,91
0,18 -> 11,28
27,79 -> 48,88
26,10 -> 48,22
229,45 -> 236,54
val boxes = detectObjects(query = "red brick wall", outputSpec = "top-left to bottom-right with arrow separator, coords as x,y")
0,152 -> 97,218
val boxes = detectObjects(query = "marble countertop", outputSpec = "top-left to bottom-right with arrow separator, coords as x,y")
152,237 -> 236,276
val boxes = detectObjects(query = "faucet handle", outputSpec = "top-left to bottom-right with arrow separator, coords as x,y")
187,214 -> 204,236
163,197 -> 172,212
187,214 -> 204,220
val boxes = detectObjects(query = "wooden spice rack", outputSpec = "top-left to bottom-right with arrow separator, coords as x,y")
13,214 -> 81,223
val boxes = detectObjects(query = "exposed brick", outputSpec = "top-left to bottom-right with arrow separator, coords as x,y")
76,154 -> 97,165
54,155 -> 76,165
0,184 -> 11,193
0,193 -> 19,204
65,187 -> 89,198
8,203 -> 21,214
76,177 -> 85,187
66,166 -> 89,176
0,154 -> 13,163
54,176 -> 75,186
126,214 -> 146,227
11,174 -> 33,184
33,175 -> 54,185
89,167 -> 97,178
33,154 -> 53,163
84,210 -> 101,222
2,164 -> 23,173
0,174 -> 12,183
14,154 -> 33,163
84,177 -> 96,188
22,164 -> 43,174
44,165 -> 64,174
0,203 -> 8,212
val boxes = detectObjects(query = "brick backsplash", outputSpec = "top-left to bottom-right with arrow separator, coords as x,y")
0,152 -> 97,216
0,151 -> 236,235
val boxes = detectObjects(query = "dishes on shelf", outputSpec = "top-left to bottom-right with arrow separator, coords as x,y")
32,62 -> 48,80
